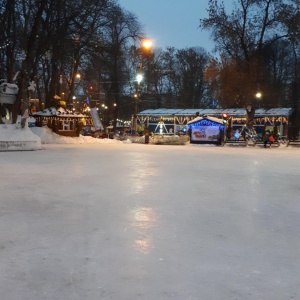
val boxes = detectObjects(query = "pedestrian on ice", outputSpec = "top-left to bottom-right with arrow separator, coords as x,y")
264,130 -> 273,148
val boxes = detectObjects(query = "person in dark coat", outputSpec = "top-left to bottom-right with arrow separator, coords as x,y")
264,130 -> 271,148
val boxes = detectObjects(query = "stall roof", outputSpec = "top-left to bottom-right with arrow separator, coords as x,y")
138,108 -> 293,117
187,115 -> 224,125
33,107 -> 89,118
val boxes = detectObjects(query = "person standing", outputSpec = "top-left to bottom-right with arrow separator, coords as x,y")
264,130 -> 271,148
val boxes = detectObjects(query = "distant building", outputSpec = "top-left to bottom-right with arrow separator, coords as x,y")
137,108 -> 292,136
32,107 -> 93,137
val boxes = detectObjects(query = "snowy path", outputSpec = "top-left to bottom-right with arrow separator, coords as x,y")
0,144 -> 300,300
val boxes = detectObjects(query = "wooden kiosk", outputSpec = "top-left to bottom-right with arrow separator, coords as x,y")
187,115 -> 226,145
33,107 -> 93,137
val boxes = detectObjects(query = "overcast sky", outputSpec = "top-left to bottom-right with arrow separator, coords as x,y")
118,0 -> 215,52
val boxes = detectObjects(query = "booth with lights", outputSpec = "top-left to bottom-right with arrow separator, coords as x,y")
32,107 -> 93,137
187,115 -> 226,145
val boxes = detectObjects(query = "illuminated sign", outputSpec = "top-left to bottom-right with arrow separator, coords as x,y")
192,126 -> 220,142
188,118 -> 225,142
189,119 -> 225,129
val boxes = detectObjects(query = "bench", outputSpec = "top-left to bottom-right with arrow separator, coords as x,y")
286,140 -> 300,147
277,136 -> 288,146
253,140 -> 280,147
225,138 -> 248,146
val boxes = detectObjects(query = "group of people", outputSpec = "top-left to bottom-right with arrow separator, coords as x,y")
232,126 -> 257,141
230,125 -> 277,148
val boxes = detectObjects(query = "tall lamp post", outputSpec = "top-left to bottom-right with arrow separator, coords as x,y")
132,38 -> 152,134
246,88 -> 263,131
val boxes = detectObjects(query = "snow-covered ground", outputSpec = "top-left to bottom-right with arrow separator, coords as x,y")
0,124 -> 125,145
0,126 -> 300,299
30,126 -> 125,145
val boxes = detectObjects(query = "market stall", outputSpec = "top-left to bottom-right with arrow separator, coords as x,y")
32,107 -> 93,137
187,115 -> 226,145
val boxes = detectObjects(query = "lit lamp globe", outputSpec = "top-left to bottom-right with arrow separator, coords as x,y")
136,74 -> 143,84
256,92 -> 262,99
142,39 -> 153,50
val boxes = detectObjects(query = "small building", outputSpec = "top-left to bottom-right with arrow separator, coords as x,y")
32,107 -> 93,137
187,115 -> 226,145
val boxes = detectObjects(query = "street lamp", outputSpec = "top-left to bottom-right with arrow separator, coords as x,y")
138,38 -> 152,87
246,87 -> 263,131
136,73 -> 143,84
75,73 -> 81,80
132,38 -> 152,133
255,92 -> 262,99
133,73 -> 144,132
255,90 -> 262,109
141,38 -> 153,51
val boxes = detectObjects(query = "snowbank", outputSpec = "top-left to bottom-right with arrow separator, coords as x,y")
30,126 -> 124,144
0,124 -> 41,151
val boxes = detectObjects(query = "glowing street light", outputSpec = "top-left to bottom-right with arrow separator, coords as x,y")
256,92 -> 262,99
142,38 -> 153,50
132,38 -> 153,133
136,73 -> 143,84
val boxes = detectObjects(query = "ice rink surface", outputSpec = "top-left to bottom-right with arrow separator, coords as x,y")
0,143 -> 300,300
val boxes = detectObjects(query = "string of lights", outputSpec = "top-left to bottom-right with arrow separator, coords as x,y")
0,40 -> 10,50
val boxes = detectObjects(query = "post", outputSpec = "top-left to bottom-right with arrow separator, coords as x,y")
132,38 -> 152,134
133,72 -> 143,134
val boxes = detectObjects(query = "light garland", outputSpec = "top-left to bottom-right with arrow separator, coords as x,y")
0,41 -> 10,50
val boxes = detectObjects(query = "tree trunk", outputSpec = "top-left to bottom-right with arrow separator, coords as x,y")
245,105 -> 255,130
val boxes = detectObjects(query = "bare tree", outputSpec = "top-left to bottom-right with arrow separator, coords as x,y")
143,47 -> 210,109
86,4 -> 143,128
0,0 -> 114,121
200,0 -> 298,128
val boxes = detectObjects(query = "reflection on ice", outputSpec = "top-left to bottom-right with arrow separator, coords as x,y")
135,238 -> 151,255
131,207 -> 156,254
132,207 -> 156,226
127,152 -> 159,194
130,168 -> 158,194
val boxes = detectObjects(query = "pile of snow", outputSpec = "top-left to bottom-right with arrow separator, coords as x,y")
30,126 -> 124,144
0,124 -> 41,151
0,124 -> 38,141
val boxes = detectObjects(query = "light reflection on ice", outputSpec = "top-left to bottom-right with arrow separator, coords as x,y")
128,154 -> 159,194
135,238 -> 151,255
131,207 -> 156,254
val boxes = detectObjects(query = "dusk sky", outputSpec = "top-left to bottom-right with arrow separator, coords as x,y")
118,0 -> 215,52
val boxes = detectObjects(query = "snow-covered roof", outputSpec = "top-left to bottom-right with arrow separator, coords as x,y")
33,107 -> 89,118
187,115 -> 224,125
138,108 -> 293,117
